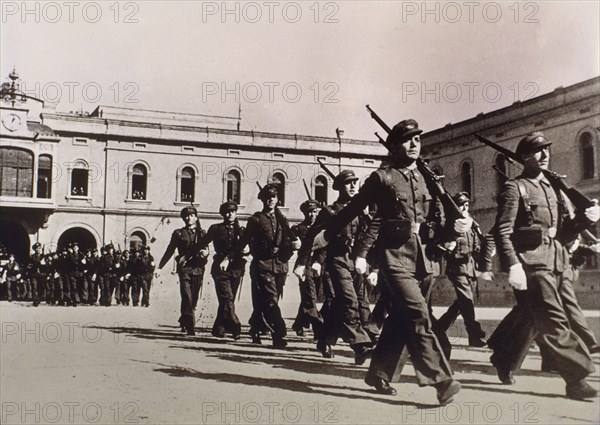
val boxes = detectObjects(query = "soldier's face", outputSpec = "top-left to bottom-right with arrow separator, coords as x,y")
307,209 -> 319,224
524,147 -> 550,173
459,202 -> 470,215
264,194 -> 278,210
224,210 -> 237,223
391,135 -> 421,163
340,179 -> 358,199
184,213 -> 198,226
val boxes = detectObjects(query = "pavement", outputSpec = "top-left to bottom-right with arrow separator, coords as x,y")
1,272 -> 599,425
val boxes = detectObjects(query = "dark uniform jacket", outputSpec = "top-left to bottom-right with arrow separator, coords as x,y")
445,220 -> 484,277
27,253 -> 45,278
201,222 -> 246,276
495,175 -> 581,273
241,210 -> 292,274
159,226 -> 207,275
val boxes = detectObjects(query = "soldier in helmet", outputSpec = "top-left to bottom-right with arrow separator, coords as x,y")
199,201 -> 247,339
158,206 -> 209,335
240,183 -> 301,348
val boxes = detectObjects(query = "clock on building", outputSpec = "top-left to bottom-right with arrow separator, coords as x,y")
2,113 -> 23,132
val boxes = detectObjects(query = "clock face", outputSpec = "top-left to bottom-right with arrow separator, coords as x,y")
2,113 -> 22,132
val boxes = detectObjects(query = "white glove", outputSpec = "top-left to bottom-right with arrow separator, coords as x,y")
219,258 -> 230,271
291,238 -> 302,250
242,246 -> 250,255
589,242 -> 600,254
354,257 -> 368,275
480,271 -> 494,281
454,216 -> 473,233
92,273 -> 97,282
311,262 -> 322,276
443,241 -> 457,252
568,238 -> 581,254
119,276 -> 124,282
312,230 -> 328,250
115,263 -> 120,269
199,248 -> 209,258
54,272 -> 60,278
16,273 -> 21,279
125,273 -> 131,279
366,271 -> 378,287
584,200 -> 600,222
508,263 -> 527,290
81,258 -> 87,264
293,266 -> 305,278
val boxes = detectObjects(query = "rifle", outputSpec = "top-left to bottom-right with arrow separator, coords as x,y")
302,179 -> 312,200
317,159 -> 336,180
366,105 -> 465,225
475,133 -> 596,218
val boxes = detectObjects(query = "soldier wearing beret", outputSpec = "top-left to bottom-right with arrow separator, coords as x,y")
296,169 -> 377,363
158,206 -> 209,335
291,199 -> 324,338
488,131 -> 599,400
199,201 -> 246,339
308,119 -> 460,405
435,192 -> 487,348
240,183 -> 301,348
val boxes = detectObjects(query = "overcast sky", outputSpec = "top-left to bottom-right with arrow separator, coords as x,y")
1,1 -> 598,140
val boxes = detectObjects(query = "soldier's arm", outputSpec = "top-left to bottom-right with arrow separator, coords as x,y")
239,216 -> 258,249
158,232 -> 178,270
494,180 -> 520,269
353,212 -> 381,259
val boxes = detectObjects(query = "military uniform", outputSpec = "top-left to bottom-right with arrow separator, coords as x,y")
201,203 -> 246,338
489,132 -> 596,398
27,244 -> 45,306
159,206 -> 208,334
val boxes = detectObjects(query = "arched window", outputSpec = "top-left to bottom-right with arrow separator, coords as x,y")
495,154 -> 507,194
315,175 -> 328,205
0,147 -> 33,197
37,154 -> 52,199
580,132 -> 595,180
70,160 -> 89,197
226,170 -> 241,204
180,167 -> 195,202
460,161 -> 473,197
272,172 -> 285,206
131,164 -> 147,200
129,231 -> 146,251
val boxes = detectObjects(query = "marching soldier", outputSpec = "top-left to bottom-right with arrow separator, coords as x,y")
296,169 -> 376,362
43,252 -> 56,305
118,250 -> 132,306
140,245 -> 155,307
158,206 -> 209,336
488,132 -> 598,400
311,119 -> 461,405
99,244 -> 119,306
27,243 -> 45,307
291,199 -> 324,338
240,183 -> 301,348
436,192 -> 487,347
4,254 -> 21,302
83,249 -> 100,305
199,201 -> 247,339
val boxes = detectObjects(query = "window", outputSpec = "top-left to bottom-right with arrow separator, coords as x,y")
129,231 -> 146,251
70,161 -> 89,197
580,132 -> 595,180
315,175 -> 328,205
495,154 -> 507,194
272,172 -> 285,207
131,164 -> 147,200
180,167 -> 195,202
37,154 -> 52,199
226,170 -> 241,204
460,161 -> 472,197
0,148 -> 33,197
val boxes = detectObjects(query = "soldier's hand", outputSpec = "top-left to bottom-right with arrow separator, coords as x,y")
219,258 -> 230,271
584,200 -> 600,223
480,271 -> 494,281
589,242 -> 600,254
291,238 -> 302,250
199,249 -> 209,259
293,266 -> 305,278
508,263 -> 527,290
92,273 -> 97,282
242,246 -> 250,255
312,230 -> 328,251
568,238 -> 581,254
443,241 -> 457,252
454,216 -> 473,233
354,257 -> 368,275
366,271 -> 378,287
311,262 -> 322,276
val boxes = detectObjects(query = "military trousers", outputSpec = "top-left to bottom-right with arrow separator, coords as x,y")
248,263 -> 287,340
488,268 -> 594,383
438,274 -> 485,340
291,271 -> 323,337
211,270 -> 243,336
366,268 -> 453,386
178,268 -> 205,331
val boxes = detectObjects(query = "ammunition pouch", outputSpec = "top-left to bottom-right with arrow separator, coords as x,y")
381,219 -> 414,245
514,225 -> 544,250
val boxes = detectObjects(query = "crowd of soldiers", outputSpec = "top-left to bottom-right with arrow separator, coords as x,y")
153,117 -> 600,405
0,242 -> 155,307
3,116 -> 600,406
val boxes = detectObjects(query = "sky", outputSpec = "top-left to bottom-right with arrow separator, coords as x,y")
1,0 -> 599,140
